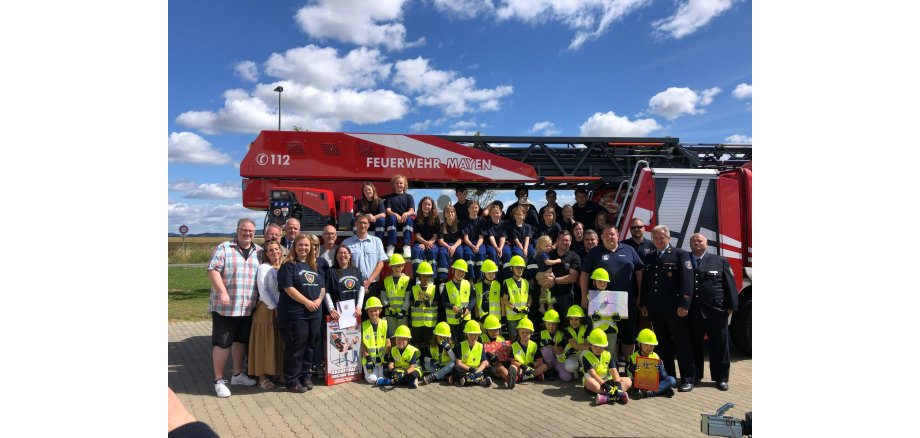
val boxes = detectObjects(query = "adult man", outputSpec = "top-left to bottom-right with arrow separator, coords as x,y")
688,233 -> 738,391
580,225 -> 644,362
279,218 -> 301,251
318,225 -> 339,267
207,218 -> 263,397
262,223 -> 284,261
505,185 -> 540,227
537,189 -> 563,226
453,185 -> 476,230
639,225 -> 696,392
536,230 -> 581,318
620,218 -> 656,264
576,229 -> 599,260
572,188 -> 607,230
342,213 -> 387,297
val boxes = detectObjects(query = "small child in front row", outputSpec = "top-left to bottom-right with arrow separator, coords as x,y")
421,322 -> 456,385
479,314 -> 510,384
533,235 -> 562,313
507,318 -> 549,388
538,309 -> 572,382
626,328 -> 677,399
452,320 -> 492,387
562,305 -> 591,378
376,325 -> 421,388
583,328 -> 632,405
361,297 -> 391,384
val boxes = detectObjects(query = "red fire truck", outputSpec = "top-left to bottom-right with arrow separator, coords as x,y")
240,131 -> 752,353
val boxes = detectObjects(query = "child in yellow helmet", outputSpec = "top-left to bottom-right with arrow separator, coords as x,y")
562,305 -> 590,378
583,328 -> 632,405
451,320 -> 492,387
440,259 -> 474,345
627,328 -> 676,399
361,296 -> 391,384
475,259 -> 503,325
409,261 -> 437,346
382,254 -> 411,338
421,322 -> 456,384
538,309 -> 572,381
587,268 -> 620,359
376,325 -> 421,389
507,318 -> 549,388
479,314 -> 511,383
501,255 -> 531,338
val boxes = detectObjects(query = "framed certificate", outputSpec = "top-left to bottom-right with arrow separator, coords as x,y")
633,356 -> 660,391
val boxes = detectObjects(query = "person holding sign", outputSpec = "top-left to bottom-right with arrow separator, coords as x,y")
376,325 -> 421,388
627,328 -> 676,399
325,246 -> 365,329
583,328 -> 632,405
586,268 -> 624,358
479,314 -> 511,385
360,297 -> 390,384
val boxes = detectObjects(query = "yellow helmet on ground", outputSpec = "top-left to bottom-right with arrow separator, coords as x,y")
433,322 -> 452,338
482,314 -> 502,330
590,268 -> 610,282
389,254 -> 406,266
451,259 -> 468,272
566,305 -> 585,318
415,261 -> 434,275
636,328 -> 659,346
393,325 -> 412,339
509,255 -> 526,268
542,309 -> 561,323
463,320 -> 482,334
517,318 -> 535,332
481,259 -> 499,273
365,296 -> 383,310
587,328 -> 608,347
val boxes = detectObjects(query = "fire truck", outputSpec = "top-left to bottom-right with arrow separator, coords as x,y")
239,131 -> 752,354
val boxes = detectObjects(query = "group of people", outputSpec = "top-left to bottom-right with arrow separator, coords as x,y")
206,182 -> 740,406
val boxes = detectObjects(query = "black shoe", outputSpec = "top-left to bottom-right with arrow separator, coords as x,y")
288,384 -> 308,393
633,389 -> 645,400
678,382 -> 693,392
664,388 -> 675,397
717,381 -> 729,391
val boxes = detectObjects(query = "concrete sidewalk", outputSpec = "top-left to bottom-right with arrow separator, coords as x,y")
169,321 -> 752,437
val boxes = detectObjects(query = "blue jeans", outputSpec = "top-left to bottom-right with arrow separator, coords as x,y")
385,215 -> 413,246
411,244 -> 440,275
424,359 -> 455,380
653,376 -> 678,395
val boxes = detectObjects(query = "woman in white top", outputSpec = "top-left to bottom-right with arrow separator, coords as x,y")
248,240 -> 285,389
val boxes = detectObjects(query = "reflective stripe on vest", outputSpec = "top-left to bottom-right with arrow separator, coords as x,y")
361,320 -> 388,365
512,340 -> 538,365
564,325 -> 587,356
428,344 -> 452,367
393,344 -> 420,371
582,350 -> 612,385
504,278 -> 529,321
410,284 -> 438,327
461,341 -> 483,368
475,280 -> 502,317
445,280 -> 472,325
383,275 -> 410,315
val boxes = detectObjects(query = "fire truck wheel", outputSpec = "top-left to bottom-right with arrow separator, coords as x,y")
730,299 -> 752,356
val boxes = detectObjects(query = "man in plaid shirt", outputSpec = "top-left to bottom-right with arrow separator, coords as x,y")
207,218 -> 263,397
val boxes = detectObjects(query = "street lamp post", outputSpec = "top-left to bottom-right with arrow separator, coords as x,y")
273,86 -> 283,130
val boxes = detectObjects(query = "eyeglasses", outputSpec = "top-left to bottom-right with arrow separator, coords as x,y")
630,226 -> 644,230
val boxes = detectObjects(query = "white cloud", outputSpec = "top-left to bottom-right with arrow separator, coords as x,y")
648,86 -> 720,120
410,118 -> 446,131
653,0 -> 734,39
444,129 -> 478,135
579,111 -> 661,136
168,132 -> 232,164
732,83 -> 752,99
294,0 -> 424,51
169,179 -> 241,199
264,45 -> 392,90
234,61 -> 258,82
394,57 -> 513,116
433,0 -> 652,50
725,134 -> 751,144
168,200 -> 261,234
529,121 -> 560,136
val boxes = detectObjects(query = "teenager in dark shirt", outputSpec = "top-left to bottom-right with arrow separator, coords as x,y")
412,196 -> 441,276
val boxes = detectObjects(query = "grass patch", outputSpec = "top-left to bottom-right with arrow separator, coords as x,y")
169,266 -> 212,321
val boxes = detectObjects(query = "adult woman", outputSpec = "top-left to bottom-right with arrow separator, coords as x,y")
354,182 -> 386,237
277,234 -> 326,393
325,246 -> 365,324
248,240 -> 285,389
570,221 -> 586,256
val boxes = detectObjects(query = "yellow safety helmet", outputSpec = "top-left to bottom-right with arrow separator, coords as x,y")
636,328 -> 659,346
587,328 -> 608,347
481,259 -> 499,273
393,325 -> 412,339
365,296 -> 383,310
509,255 -> 526,268
516,318 -> 535,332
542,309 -> 561,323
433,322 -> 452,338
415,261 -> 434,275
463,320 -> 482,334
590,268 -> 610,282
566,305 -> 586,318
389,253 -> 406,266
483,314 -> 502,330
451,259 -> 469,272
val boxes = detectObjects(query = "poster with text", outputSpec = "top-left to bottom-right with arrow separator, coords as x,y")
633,356 -> 661,391
325,316 -> 363,386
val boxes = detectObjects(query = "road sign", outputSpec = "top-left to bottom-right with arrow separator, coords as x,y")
179,225 -> 189,235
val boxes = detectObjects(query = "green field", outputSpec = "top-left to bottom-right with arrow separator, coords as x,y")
168,266 -> 211,321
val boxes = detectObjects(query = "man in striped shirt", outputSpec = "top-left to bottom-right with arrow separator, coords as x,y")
207,218 -> 263,397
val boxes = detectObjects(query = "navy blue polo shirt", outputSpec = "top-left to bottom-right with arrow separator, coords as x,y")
534,221 -> 561,243
621,237 -> 657,265
505,222 -> 532,247
277,260 -> 325,319
326,267 -> 365,305
415,214 -> 441,240
385,193 -> 415,215
484,219 -> 507,244
463,217 -> 484,242
441,223 -> 463,244
582,244 -> 644,305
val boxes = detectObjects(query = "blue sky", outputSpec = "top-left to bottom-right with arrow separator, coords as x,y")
168,0 -> 752,234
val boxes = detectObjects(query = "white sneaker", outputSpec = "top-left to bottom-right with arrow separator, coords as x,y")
386,246 -> 395,257
231,372 -> 257,386
215,379 -> 231,398
403,245 -> 412,258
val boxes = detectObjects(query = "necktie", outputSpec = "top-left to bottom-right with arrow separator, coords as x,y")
692,257 -> 700,269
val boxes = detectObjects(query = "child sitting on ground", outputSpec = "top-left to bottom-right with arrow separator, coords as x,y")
583,328 -> 632,405
422,322 -> 456,384
507,318 -> 549,388
451,320 -> 492,387
627,328 -> 677,399
376,325 -> 421,389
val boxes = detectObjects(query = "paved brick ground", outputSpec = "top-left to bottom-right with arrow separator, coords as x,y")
169,321 -> 751,437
